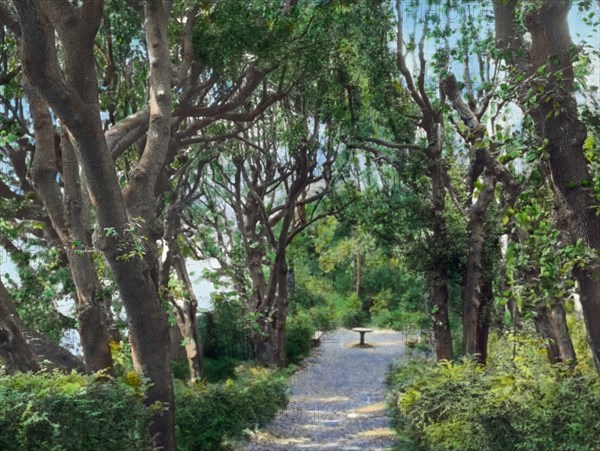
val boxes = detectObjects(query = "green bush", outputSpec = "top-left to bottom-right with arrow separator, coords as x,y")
306,304 -> 338,331
371,309 -> 428,331
200,293 -> 253,360
387,333 -> 600,450
0,371 -> 152,451
172,356 -> 240,383
341,309 -> 370,328
175,365 -> 289,450
286,313 -> 316,364
289,284 -> 327,310
203,357 -> 239,383
0,364 -> 290,451
171,359 -> 191,381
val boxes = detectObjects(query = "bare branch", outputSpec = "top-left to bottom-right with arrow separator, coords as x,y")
395,0 -> 424,108
361,137 -> 426,151
445,176 -> 467,217
105,108 -> 149,152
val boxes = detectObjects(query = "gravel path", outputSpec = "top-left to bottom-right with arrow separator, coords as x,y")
244,328 -> 405,451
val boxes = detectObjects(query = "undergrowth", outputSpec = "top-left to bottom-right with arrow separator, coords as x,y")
0,364 -> 290,451
387,332 -> 600,450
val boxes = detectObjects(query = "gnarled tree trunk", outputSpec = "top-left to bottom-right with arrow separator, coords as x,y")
0,278 -> 85,373
534,299 -> 577,366
427,137 -> 453,361
524,0 -> 600,369
476,273 -> 494,364
396,0 -> 453,361
27,85 -> 113,374
534,304 -> 562,365
13,2 -> 176,448
494,0 -> 599,369
462,173 -> 496,362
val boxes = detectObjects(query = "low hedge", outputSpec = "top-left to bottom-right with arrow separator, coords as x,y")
387,334 -> 600,450
0,371 -> 151,451
175,365 -> 289,450
0,364 -> 289,451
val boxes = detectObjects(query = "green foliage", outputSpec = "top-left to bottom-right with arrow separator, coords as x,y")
171,359 -> 191,381
371,309 -> 428,332
285,311 -> 316,364
289,283 -> 327,310
175,365 -> 289,451
0,371 -> 152,451
203,357 -> 239,383
388,333 -> 600,450
175,355 -> 249,384
200,293 -> 253,360
192,0 -> 290,71
305,304 -> 338,331
0,365 -> 289,451
341,310 -> 370,328
501,186 -> 581,319
4,244 -> 75,342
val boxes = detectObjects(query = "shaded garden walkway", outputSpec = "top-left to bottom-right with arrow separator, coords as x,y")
245,328 -> 405,450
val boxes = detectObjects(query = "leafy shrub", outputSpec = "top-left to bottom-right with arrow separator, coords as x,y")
175,365 -> 289,450
286,313 -> 316,364
341,309 -> 370,328
371,309 -> 428,331
306,304 -> 337,331
0,364 -> 290,451
172,356 -> 240,383
171,359 -> 191,381
200,293 -> 253,360
387,333 -> 600,450
289,284 -> 327,310
0,371 -> 152,451
203,357 -> 239,383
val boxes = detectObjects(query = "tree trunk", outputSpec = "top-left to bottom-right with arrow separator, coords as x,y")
476,274 -> 494,364
14,2 -> 176,447
534,304 -> 562,365
395,3 -> 454,359
23,329 -> 85,373
0,278 -> 84,373
549,300 -> 577,366
169,325 -> 186,361
507,298 -> 522,329
428,138 -> 453,361
463,174 -> 496,361
275,262 -> 288,367
534,299 -> 577,366
355,250 -> 361,299
524,0 -> 600,369
161,202 -> 205,382
26,84 -> 113,374
251,257 -> 288,368
502,234 -> 522,330
442,73 -> 496,363
253,317 -> 277,366
0,278 -> 40,373
426,199 -> 454,361
171,251 -> 205,382
430,275 -> 453,361
113,262 -> 174,448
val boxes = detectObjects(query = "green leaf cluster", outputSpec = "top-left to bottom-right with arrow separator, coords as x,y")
0,371 -> 152,451
388,333 -> 600,450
